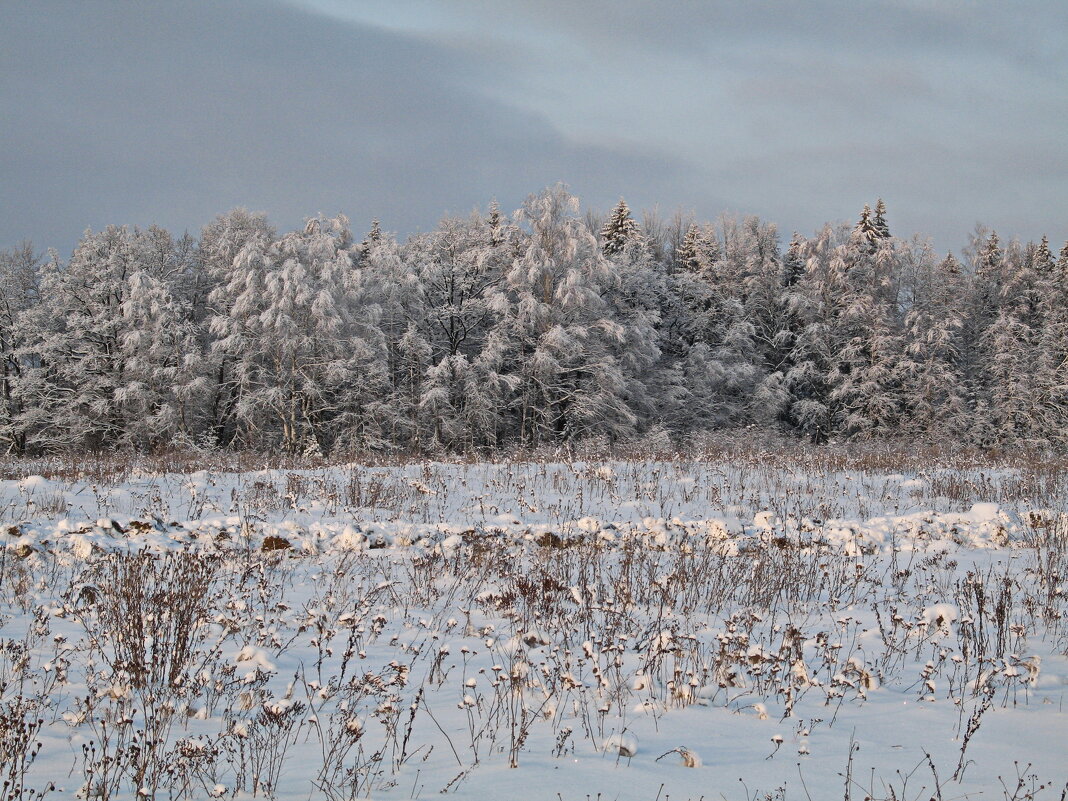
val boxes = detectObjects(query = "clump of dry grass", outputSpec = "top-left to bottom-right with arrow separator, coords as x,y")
82,550 -> 219,689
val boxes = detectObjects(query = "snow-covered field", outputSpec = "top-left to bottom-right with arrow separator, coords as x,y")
1,457 -> 1066,800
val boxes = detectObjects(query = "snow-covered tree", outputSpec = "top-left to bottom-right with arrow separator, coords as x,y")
873,199 -> 891,240
200,208 -> 275,445
1033,240 -> 1068,443
4,188 -> 1065,453
829,231 -> 907,438
363,227 -> 425,449
958,228 -> 1004,443
602,237 -> 664,428
984,238 -> 1044,443
600,198 -> 642,256
117,263 -> 206,447
898,250 -> 968,440
409,210 -> 514,449
211,215 -> 372,454
781,224 -> 852,441
0,243 -> 41,453
853,202 -> 888,251
781,233 -> 805,287
25,226 -> 142,449
675,223 -> 720,274
502,185 -> 635,444
359,218 -> 382,255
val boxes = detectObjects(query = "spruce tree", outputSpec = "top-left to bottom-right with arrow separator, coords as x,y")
976,230 -> 1003,281
753,232 -> 807,426
782,232 -> 805,287
983,238 -> 1042,443
1033,235 -> 1054,275
676,223 -> 719,273
781,225 -> 846,442
873,198 -> 891,239
958,229 -> 1003,443
601,229 -> 664,427
360,218 -> 382,254
1032,237 -> 1068,443
899,251 -> 968,440
600,198 -> 642,256
829,231 -> 905,438
854,203 -> 880,248
487,199 -> 505,245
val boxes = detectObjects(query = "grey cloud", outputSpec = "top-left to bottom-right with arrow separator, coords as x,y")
2,0 -> 1066,258
0,0 -> 691,254
292,0 -> 1067,249
731,56 -> 937,114
469,0 -> 1067,77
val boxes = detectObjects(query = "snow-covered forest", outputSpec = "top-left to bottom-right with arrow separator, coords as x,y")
3,185 -> 1066,456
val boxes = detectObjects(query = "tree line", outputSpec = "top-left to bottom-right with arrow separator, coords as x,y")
1,185 -> 1065,455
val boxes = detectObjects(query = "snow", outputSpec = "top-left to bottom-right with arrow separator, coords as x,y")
0,458 -> 1065,800
602,731 -> 639,758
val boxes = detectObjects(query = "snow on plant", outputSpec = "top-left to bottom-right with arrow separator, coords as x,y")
0,453 -> 1066,799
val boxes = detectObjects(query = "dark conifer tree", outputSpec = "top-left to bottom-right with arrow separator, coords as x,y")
782,232 -> 805,287
873,199 -> 891,240
600,198 -> 642,256
854,203 -> 880,248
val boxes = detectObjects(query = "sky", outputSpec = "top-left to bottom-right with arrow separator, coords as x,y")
2,0 -> 1066,258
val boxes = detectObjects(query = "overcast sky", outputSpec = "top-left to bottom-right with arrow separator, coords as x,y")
2,0 -> 1065,257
